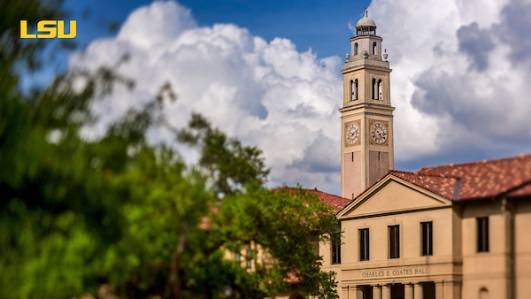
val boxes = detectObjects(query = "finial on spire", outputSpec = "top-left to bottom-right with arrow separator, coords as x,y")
364,9 -> 369,17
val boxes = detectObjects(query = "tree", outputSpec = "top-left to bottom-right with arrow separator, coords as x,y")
0,1 -> 339,298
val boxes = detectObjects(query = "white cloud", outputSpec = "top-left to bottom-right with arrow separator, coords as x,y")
72,1 -> 342,193
370,0 -> 531,160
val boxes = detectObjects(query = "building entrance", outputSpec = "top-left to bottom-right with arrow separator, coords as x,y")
359,285 -> 372,299
421,282 -> 435,299
390,283 -> 404,299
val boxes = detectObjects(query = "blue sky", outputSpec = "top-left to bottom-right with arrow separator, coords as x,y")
66,0 -> 370,58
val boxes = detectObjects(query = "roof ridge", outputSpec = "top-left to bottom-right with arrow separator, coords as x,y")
273,186 -> 349,200
389,169 -> 415,174
303,187 -> 350,200
391,169 -> 460,180
419,153 -> 531,172
496,179 -> 531,199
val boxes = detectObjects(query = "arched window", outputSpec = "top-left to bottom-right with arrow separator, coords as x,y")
351,79 -> 358,101
372,78 -> 377,100
354,43 -> 359,56
378,79 -> 383,100
372,42 -> 377,55
479,287 -> 489,299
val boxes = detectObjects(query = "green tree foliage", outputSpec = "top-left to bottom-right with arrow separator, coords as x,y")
177,113 -> 269,196
0,1 -> 339,298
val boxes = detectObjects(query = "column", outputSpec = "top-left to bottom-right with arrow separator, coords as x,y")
373,285 -> 382,299
435,281 -> 444,299
414,283 -> 423,299
356,286 -> 364,299
443,281 -> 460,299
382,284 -> 391,299
501,198 -> 515,299
405,284 -> 414,299
341,286 -> 349,299
348,285 -> 357,299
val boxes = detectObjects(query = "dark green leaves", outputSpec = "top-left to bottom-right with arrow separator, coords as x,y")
0,1 -> 338,298
178,113 -> 269,196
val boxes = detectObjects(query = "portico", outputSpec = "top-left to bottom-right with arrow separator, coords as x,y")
339,258 -> 460,299
342,280 -> 458,299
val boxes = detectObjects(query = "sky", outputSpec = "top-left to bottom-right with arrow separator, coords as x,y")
66,0 -> 371,57
62,0 -> 531,194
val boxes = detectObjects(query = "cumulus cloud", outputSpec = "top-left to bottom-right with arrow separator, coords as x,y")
72,0 -> 531,194
371,0 -> 531,161
72,1 -> 342,192
457,23 -> 495,71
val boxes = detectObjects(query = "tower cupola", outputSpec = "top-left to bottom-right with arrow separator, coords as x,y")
348,9 -> 383,61
356,10 -> 377,35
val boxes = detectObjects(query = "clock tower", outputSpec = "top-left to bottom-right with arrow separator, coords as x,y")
340,10 -> 395,199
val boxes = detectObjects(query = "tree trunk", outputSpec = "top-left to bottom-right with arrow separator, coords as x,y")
168,220 -> 188,298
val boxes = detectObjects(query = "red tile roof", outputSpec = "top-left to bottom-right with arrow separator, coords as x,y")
274,187 -> 351,212
391,154 -> 531,201
280,155 -> 531,212
390,170 -> 459,200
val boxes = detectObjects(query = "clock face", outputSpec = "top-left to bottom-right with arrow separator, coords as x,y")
345,122 -> 360,146
370,121 -> 388,145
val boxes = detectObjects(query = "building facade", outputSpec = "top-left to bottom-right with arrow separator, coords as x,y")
317,11 -> 531,299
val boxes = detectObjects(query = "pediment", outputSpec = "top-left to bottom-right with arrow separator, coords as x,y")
338,175 -> 451,219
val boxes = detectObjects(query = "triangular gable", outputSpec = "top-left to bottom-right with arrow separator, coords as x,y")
337,174 -> 452,219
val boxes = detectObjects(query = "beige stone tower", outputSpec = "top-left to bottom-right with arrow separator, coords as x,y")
340,10 -> 395,199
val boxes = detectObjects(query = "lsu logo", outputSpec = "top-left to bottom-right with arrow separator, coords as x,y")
20,20 -> 76,39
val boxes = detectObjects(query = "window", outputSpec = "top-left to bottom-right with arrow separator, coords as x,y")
359,228 -> 370,261
372,78 -> 377,99
354,43 -> 359,55
377,79 -> 383,100
479,287 -> 489,299
421,221 -> 433,256
351,79 -> 358,101
477,217 -> 489,252
331,231 -> 341,264
372,42 -> 377,55
388,225 -> 400,259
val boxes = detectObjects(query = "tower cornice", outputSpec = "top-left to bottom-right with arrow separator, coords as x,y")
339,103 -> 395,113
350,35 -> 382,42
342,60 -> 391,74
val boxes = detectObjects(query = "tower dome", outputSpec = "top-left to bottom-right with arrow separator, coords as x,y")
355,10 -> 377,35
